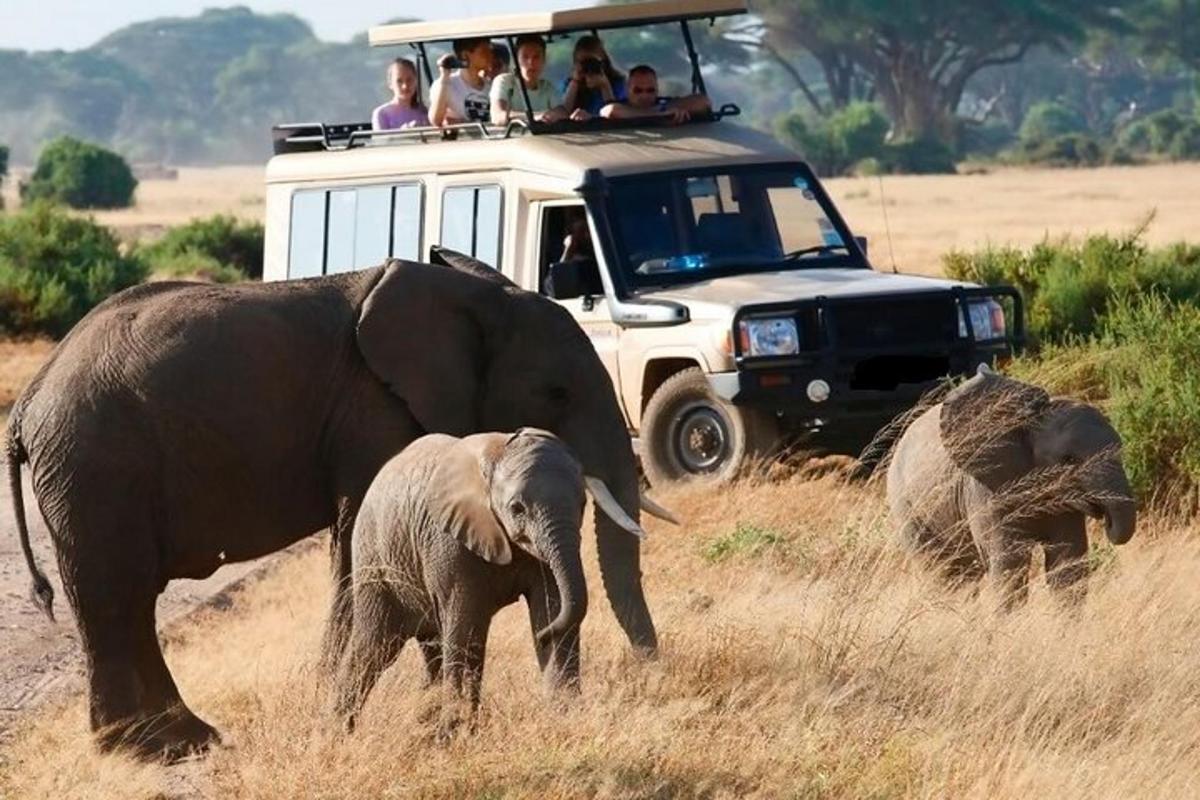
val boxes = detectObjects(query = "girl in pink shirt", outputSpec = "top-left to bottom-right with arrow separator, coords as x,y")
372,58 -> 432,130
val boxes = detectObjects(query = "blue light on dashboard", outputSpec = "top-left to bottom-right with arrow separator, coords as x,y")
793,177 -> 809,189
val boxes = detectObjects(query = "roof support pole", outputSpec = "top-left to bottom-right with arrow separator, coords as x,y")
415,43 -> 434,84
506,35 -> 537,129
680,20 -> 706,96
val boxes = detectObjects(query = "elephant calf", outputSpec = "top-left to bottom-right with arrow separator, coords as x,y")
334,429 -> 646,730
887,369 -> 1136,606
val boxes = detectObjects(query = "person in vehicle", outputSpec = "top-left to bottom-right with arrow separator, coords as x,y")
561,35 -> 626,119
430,37 -> 493,126
490,34 -> 568,124
372,58 -> 432,130
488,43 -> 511,81
601,64 -> 711,124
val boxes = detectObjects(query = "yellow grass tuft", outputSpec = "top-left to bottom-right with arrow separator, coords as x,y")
3,474 -> 1199,798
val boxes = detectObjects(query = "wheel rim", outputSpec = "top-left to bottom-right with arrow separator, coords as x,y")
672,402 -> 731,474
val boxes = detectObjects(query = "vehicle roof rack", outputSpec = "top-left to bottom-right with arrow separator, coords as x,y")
367,0 -> 747,47
270,105 -> 742,155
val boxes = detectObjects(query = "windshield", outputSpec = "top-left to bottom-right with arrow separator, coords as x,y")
607,164 -> 861,289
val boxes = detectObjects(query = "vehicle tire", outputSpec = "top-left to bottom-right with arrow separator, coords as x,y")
640,368 -> 779,486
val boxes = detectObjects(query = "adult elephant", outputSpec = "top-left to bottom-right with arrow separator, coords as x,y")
6,248 -> 668,760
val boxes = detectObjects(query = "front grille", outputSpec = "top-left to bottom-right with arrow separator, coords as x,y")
830,295 -> 958,349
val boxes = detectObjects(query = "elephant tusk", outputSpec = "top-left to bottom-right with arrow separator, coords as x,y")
640,492 -> 680,525
584,476 -> 647,539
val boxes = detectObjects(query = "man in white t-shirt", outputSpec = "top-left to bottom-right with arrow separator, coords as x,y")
490,34 -> 568,124
430,37 -> 493,127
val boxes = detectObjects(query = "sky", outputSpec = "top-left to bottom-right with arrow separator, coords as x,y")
0,0 -> 585,51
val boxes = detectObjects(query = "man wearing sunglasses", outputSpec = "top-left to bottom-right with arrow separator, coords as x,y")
599,64 -> 711,124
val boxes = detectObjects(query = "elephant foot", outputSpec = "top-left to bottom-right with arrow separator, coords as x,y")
96,705 -> 222,763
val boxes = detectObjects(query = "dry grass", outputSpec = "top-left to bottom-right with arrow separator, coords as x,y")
3,473 -> 1198,799
7,160 -> 1198,271
0,338 -> 54,427
825,161 -> 1200,275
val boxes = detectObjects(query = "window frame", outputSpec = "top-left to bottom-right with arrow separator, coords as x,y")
439,183 -> 505,270
286,181 -> 427,278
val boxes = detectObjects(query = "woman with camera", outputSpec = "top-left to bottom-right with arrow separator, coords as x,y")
561,35 -> 627,119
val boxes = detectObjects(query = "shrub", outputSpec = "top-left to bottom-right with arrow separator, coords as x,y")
1019,101 -> 1086,145
0,144 -> 7,211
702,522 -> 790,564
144,249 -> 246,284
776,113 -> 844,177
943,226 -> 1200,346
1117,109 -> 1200,161
1018,133 -> 1105,167
138,214 -> 263,279
958,120 -> 1016,159
20,136 -> 138,209
1167,119 -> 1200,161
881,137 -> 958,174
0,202 -> 147,337
828,102 -> 889,164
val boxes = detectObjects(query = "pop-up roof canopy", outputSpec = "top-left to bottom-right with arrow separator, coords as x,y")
368,0 -> 748,47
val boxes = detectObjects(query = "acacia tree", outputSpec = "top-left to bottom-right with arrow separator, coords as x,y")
1132,0 -> 1200,70
747,0 -> 1131,141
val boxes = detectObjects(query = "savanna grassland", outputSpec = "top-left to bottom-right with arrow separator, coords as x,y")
3,162 -> 1200,798
3,474 -> 1200,799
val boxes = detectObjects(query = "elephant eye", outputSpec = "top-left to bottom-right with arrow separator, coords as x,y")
509,499 -> 528,516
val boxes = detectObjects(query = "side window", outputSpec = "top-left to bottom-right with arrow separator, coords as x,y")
539,204 -> 602,301
440,185 -> 503,268
288,190 -> 326,279
288,183 -> 424,277
392,184 -> 423,261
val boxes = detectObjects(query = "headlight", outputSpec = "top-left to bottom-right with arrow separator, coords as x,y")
738,317 -> 800,357
959,299 -> 1006,341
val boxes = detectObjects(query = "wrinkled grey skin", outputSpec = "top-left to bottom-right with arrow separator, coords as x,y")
887,371 -> 1136,606
334,429 -> 588,731
5,248 -> 656,761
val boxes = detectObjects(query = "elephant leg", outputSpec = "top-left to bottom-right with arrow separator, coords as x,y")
333,584 -> 408,732
987,539 -> 1033,610
524,578 -> 581,692
52,497 -> 217,762
437,603 -> 490,739
1044,520 -> 1089,605
418,639 -> 443,686
319,498 -> 359,676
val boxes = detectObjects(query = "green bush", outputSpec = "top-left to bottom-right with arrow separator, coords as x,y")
958,120 -> 1016,159
137,214 -> 262,279
881,137 -> 958,174
0,202 -> 147,336
1018,133 -> 1105,167
1117,109 -> 1200,161
1019,101 -> 1086,145
20,136 -> 138,209
944,227 -> 1200,345
828,102 -> 889,163
143,249 -> 246,284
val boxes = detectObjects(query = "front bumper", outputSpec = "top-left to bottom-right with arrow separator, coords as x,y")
713,285 -> 1024,439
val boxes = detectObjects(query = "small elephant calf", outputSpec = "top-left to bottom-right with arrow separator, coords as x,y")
333,429 -> 646,730
887,370 -> 1136,606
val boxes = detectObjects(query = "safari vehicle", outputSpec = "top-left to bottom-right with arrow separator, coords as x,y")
262,0 -> 1024,484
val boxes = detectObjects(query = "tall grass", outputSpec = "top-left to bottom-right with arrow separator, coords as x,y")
3,475 -> 1198,798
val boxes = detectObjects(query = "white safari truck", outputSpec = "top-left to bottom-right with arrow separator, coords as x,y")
263,0 -> 1023,484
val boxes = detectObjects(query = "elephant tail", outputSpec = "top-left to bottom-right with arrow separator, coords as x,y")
6,424 -> 54,622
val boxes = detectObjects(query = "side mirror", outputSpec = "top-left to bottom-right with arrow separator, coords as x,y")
854,235 -> 868,256
546,260 -> 603,300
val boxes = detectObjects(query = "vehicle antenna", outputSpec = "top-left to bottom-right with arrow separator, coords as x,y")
876,173 -> 898,274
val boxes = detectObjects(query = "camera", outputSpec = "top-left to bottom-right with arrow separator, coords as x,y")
580,57 -> 603,76
438,54 -> 462,71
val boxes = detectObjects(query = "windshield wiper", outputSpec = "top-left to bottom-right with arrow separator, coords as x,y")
781,243 -> 849,260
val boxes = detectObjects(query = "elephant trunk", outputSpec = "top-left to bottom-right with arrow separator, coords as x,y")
1104,496 -> 1136,545
536,532 -> 588,645
563,417 -> 659,656
1097,460 -> 1136,545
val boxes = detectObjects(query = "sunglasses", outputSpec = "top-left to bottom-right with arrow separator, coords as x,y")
631,87 -> 657,95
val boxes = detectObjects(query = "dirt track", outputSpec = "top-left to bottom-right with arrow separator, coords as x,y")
0,470 -> 287,740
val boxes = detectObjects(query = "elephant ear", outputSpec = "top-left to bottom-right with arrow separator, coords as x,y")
432,434 -> 512,565
356,259 -> 506,436
939,370 -> 1050,490
430,246 -> 518,288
